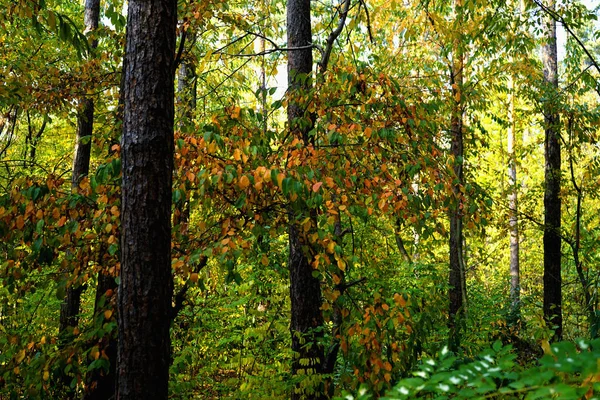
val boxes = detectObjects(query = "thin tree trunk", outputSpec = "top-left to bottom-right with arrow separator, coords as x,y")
287,0 -> 327,398
448,11 -> 467,352
83,270 -> 117,400
117,0 -> 176,397
541,0 -> 562,342
58,0 -> 101,396
507,73 -> 521,324
565,117 -> 598,338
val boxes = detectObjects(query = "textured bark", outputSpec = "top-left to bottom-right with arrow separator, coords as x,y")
507,74 -> 520,323
59,285 -> 85,334
287,0 -> 327,398
117,0 -> 176,397
83,272 -> 118,400
448,31 -> 466,352
541,0 -> 562,342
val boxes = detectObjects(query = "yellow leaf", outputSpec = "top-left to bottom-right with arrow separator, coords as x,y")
43,370 -> 49,381
337,258 -> 346,271
104,310 -> 113,320
261,255 -> 269,266
16,349 -> 26,364
541,339 -> 552,355
104,223 -> 113,233
327,241 -> 336,254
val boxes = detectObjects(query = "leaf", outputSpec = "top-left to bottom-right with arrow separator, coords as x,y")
238,175 -> 250,189
16,349 -> 26,364
312,181 -> 323,192
16,215 -> 24,230
276,172 -> 285,189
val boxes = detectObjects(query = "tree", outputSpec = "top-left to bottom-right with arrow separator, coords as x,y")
286,0 -> 327,398
541,0 -> 562,342
447,0 -> 467,352
117,0 -> 176,397
58,0 -> 100,347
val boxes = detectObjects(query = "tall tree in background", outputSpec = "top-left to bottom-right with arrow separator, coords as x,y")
448,0 -> 467,352
117,0 -> 176,397
286,0 -> 326,398
58,0 -> 101,396
507,71 -> 521,323
541,0 -> 562,342
59,0 -> 100,339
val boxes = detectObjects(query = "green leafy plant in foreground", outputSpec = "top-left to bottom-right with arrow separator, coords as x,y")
341,339 -> 600,399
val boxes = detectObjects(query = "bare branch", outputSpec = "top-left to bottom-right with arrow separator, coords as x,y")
319,0 -> 351,73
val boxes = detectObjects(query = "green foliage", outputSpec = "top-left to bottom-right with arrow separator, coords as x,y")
342,339 -> 600,400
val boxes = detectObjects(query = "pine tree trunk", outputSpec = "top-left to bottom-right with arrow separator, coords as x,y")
287,0 -> 327,398
117,0 -> 176,397
541,0 -> 562,342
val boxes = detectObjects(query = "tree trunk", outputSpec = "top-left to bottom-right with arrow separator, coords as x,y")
117,0 -> 176,397
287,0 -> 327,398
448,17 -> 466,352
83,271 -> 118,400
507,73 -> 521,324
541,0 -> 562,342
59,0 -> 101,396
177,41 -> 197,133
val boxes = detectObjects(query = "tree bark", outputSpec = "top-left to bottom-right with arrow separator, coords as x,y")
507,73 -> 521,324
448,13 -> 467,352
83,272 -> 118,400
117,0 -> 176,397
287,0 -> 327,398
541,0 -> 562,342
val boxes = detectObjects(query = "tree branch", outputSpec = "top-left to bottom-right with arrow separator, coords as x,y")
318,0 -> 351,73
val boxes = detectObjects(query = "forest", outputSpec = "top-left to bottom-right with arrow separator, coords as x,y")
2,0 -> 600,398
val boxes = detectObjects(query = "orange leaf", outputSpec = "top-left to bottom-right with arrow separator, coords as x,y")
233,148 -> 242,161
104,310 -> 113,320
312,181 -> 323,192
276,173 -> 285,188
239,175 -> 250,189
16,215 -> 24,230
364,127 -> 372,138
